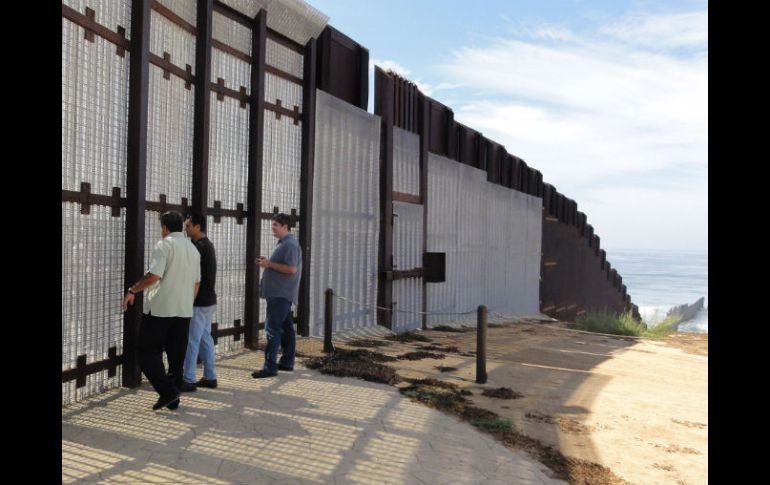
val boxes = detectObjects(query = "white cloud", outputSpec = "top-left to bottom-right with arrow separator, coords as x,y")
432,9 -> 707,251
524,23 -> 577,43
599,10 -> 708,50
432,82 -> 466,92
441,39 -> 707,128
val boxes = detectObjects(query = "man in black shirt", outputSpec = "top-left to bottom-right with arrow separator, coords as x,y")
181,213 -> 218,391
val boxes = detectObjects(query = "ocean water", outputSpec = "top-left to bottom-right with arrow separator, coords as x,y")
607,249 -> 708,333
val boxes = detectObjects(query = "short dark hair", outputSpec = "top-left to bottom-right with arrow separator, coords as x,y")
186,212 -> 207,232
271,213 -> 292,229
159,211 -> 184,232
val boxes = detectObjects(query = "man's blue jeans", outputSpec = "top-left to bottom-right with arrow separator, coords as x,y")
183,305 -> 217,383
263,297 -> 296,374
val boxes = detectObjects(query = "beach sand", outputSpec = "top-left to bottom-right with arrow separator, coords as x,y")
336,321 -> 708,484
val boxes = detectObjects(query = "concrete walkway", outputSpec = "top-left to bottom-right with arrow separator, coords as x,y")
62,349 -> 565,484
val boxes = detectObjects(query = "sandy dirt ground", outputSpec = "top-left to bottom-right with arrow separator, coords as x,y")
336,321 -> 708,485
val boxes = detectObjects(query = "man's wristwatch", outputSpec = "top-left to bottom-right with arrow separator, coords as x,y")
127,288 -> 137,295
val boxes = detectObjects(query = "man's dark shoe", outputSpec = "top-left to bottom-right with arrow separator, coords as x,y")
251,370 -> 277,379
152,392 -> 181,410
180,382 -> 197,392
277,365 -> 293,372
196,378 -> 218,388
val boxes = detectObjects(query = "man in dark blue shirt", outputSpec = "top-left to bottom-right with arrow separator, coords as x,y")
252,213 -> 302,378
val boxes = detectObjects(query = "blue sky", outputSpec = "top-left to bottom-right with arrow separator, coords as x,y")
310,0 -> 708,253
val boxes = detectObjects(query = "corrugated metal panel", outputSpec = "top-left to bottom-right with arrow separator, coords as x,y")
426,154 -> 542,326
157,0 -> 197,25
211,48 -> 251,90
266,38 -> 303,79
524,194 -> 543,314
504,190 -> 525,315
62,204 -> 126,405
392,201 -> 423,333
220,0 -> 329,45
206,216 -> 247,354
146,65 -> 194,203
310,90 -> 380,336
265,72 -> 303,111
262,111 -> 301,213
393,127 -> 420,196
149,10 -> 196,68
61,18 -> 130,194
212,10 -> 252,54
392,278 -> 422,333
392,201 -> 423,270
62,5 -> 131,404
260,0 -> 328,45
259,32 -> 302,329
63,0 -> 132,37
219,0 -> 260,17
454,163 -> 487,318
208,95 -> 250,209
426,154 -> 458,325
484,183 -> 510,314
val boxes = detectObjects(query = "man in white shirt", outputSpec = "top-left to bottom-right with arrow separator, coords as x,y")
122,211 -> 200,410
